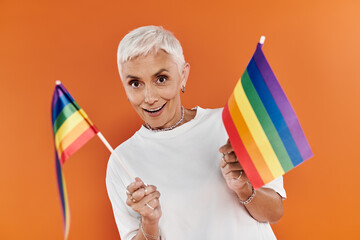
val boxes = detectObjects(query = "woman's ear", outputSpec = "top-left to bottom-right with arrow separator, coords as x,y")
181,62 -> 190,89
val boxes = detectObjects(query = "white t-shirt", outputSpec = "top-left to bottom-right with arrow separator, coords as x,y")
106,106 -> 286,240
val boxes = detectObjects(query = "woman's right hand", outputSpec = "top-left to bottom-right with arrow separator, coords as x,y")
126,177 -> 162,225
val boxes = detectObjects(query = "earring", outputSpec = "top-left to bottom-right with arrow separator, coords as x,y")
181,85 -> 185,93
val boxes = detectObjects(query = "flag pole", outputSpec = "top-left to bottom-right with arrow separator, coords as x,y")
55,80 -> 134,181
97,132 -> 135,181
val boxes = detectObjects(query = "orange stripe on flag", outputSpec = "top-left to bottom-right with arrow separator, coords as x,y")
60,127 -> 97,164
222,104 -> 264,189
56,120 -> 90,156
228,93 -> 274,183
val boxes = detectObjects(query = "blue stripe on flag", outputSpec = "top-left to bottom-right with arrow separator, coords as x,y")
52,91 -> 73,125
246,58 -> 303,166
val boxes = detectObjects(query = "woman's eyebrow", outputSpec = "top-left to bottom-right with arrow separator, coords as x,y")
126,69 -> 168,79
126,74 -> 139,79
153,68 -> 169,77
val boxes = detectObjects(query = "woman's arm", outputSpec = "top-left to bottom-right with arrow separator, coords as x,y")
219,140 -> 284,223
235,181 -> 283,223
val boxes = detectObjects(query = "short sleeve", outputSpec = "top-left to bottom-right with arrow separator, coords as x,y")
261,176 -> 286,199
106,156 -> 141,240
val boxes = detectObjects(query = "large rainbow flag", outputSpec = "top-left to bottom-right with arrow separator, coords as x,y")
222,39 -> 313,189
51,81 -> 98,239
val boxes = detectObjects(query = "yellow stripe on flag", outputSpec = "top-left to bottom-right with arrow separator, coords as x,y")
56,120 -> 91,155
55,110 -> 88,148
228,94 -> 274,183
78,109 -> 94,125
233,80 -> 284,177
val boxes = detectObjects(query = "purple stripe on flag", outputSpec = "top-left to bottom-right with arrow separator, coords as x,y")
51,83 -> 77,125
253,43 -> 313,160
58,83 -> 75,102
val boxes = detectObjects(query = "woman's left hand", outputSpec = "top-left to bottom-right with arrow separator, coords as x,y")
219,139 -> 250,194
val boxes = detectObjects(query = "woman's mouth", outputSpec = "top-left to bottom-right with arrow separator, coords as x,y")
143,103 -> 167,117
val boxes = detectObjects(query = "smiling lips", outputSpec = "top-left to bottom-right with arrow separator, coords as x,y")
143,103 -> 167,117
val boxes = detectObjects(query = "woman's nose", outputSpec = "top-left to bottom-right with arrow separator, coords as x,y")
144,86 -> 158,105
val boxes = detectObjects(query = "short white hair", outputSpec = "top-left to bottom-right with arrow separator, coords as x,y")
117,25 -> 185,77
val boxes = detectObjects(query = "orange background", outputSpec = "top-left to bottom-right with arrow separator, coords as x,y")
1,0 -> 359,239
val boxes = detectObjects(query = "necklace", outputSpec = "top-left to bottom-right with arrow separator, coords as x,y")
145,106 -> 185,132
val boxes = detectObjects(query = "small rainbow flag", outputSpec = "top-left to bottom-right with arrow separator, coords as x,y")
222,38 -> 313,189
51,81 -> 98,239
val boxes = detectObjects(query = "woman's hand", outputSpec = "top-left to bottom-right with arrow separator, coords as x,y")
126,177 -> 162,225
219,139 -> 251,198
219,139 -> 284,223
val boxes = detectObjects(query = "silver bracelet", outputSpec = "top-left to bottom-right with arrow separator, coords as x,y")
239,185 -> 256,205
140,221 -> 160,240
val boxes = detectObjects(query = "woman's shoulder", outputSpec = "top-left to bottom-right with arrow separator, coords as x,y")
113,132 -> 140,154
197,106 -> 224,120
191,106 -> 227,136
106,133 -> 140,183
107,130 -> 141,167
201,106 -> 224,113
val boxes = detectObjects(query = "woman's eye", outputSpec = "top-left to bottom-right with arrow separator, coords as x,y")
157,76 -> 167,84
129,81 -> 141,88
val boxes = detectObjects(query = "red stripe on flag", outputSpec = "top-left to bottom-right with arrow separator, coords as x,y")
222,103 -> 264,189
60,127 -> 97,165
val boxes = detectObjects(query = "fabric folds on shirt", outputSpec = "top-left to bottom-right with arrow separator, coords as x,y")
106,106 -> 286,240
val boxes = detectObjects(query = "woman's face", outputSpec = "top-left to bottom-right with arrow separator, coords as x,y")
120,50 -> 189,129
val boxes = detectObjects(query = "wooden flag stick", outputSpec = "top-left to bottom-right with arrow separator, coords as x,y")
97,132 -> 134,181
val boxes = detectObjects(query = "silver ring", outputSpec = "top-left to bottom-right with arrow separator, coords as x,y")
130,195 -> 136,203
222,153 -> 229,164
237,170 -> 243,180
146,203 -> 154,210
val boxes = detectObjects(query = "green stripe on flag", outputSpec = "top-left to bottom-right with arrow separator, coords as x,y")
53,103 -> 78,134
241,70 -> 294,172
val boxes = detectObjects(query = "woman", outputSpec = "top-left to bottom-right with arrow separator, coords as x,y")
106,26 -> 286,240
